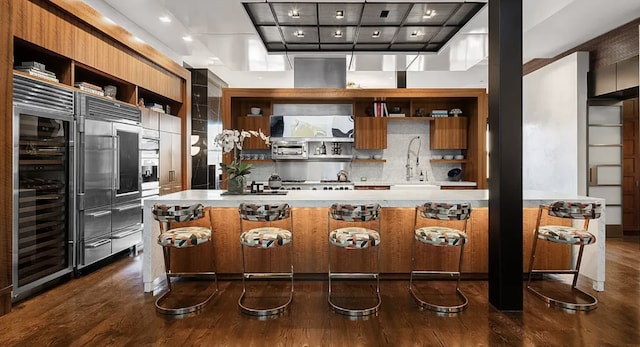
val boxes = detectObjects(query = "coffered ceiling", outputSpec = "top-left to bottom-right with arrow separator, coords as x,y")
243,2 -> 484,52
82,0 -> 640,87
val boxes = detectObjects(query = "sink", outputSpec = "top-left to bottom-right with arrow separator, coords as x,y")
390,184 -> 440,190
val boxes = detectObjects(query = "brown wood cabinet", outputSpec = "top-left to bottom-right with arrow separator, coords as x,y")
430,117 -> 468,149
234,116 -> 270,149
355,117 -> 387,149
222,88 -> 488,189
159,130 -> 182,195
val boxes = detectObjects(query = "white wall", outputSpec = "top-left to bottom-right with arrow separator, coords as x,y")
522,51 -> 589,194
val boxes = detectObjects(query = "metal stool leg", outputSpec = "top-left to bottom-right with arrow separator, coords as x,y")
238,242 -> 294,316
409,241 -> 468,313
527,236 -> 597,311
155,245 -> 219,315
328,244 -> 381,317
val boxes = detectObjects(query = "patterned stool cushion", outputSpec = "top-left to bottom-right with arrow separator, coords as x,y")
240,227 -> 292,248
415,226 -> 467,246
330,227 -> 380,249
158,227 -> 211,248
538,226 -> 596,245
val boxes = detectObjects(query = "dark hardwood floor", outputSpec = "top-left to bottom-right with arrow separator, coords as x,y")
2,237 -> 639,346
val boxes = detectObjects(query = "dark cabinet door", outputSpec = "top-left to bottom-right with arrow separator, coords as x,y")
113,123 -> 140,200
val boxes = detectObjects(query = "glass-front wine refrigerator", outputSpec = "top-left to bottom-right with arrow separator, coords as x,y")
12,74 -> 75,301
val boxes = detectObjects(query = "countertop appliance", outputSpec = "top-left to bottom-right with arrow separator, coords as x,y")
12,74 -> 76,301
76,92 -> 142,270
271,140 -> 308,160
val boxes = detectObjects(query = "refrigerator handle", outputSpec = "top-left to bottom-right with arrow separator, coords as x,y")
114,135 -> 120,190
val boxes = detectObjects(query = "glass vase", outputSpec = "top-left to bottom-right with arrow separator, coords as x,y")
227,175 -> 246,194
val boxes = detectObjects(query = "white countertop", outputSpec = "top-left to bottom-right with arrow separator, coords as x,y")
353,181 -> 477,187
144,189 -> 601,209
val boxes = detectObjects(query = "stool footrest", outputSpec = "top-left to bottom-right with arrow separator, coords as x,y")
409,286 -> 468,313
328,291 -> 381,317
329,272 -> 378,279
411,270 -> 460,277
238,286 -> 293,316
530,269 -> 578,275
166,272 -> 218,278
527,285 -> 597,311
243,272 -> 293,279
156,273 -> 219,315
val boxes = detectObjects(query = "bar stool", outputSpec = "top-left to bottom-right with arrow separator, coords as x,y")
152,203 -> 218,315
527,200 -> 601,311
409,202 -> 471,313
327,203 -> 382,317
238,203 -> 294,316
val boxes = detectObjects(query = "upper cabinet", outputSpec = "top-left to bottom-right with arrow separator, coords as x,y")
235,116 -> 270,149
430,117 -> 468,149
355,117 -> 387,149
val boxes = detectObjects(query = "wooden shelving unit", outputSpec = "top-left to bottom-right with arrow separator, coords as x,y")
222,88 -> 488,188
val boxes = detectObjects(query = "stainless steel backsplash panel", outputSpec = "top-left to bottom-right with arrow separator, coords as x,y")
275,161 -> 351,181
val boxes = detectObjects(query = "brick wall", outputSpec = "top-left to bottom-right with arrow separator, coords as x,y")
524,18 -> 640,75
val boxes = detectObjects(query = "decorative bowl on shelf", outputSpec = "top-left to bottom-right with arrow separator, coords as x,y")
454,155 -> 464,160
356,154 -> 371,160
443,155 -> 454,160
431,155 -> 443,160
447,168 -> 462,181
373,154 -> 383,160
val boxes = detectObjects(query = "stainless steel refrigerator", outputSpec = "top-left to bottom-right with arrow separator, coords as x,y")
75,92 -> 142,270
12,74 -> 76,301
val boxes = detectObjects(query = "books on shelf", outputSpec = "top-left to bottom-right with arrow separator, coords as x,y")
74,82 -> 104,96
14,61 -> 59,83
431,110 -> 449,117
19,61 -> 46,71
145,103 -> 165,113
372,100 -> 388,117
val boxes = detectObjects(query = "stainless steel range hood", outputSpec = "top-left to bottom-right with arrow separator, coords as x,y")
269,115 -> 354,142
294,57 -> 346,88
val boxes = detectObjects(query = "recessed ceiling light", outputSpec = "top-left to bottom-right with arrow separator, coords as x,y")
334,30 -> 343,38
335,10 -> 344,19
423,9 -> 436,19
288,9 -> 300,18
372,31 -> 381,38
294,30 -> 305,38
159,15 -> 171,23
182,35 -> 193,42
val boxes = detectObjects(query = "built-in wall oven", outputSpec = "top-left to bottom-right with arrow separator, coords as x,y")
76,92 -> 142,270
12,74 -> 76,301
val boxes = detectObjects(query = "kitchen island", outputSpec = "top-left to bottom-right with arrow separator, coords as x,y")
142,190 -> 605,293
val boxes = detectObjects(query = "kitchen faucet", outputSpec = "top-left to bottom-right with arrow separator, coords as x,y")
406,136 -> 421,181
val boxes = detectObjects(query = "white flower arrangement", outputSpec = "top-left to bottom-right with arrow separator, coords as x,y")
213,129 -> 269,178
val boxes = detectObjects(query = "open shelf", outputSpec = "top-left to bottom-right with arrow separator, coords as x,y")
430,159 -> 469,163
138,87 -> 183,117
74,62 -> 136,104
13,38 -> 72,85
